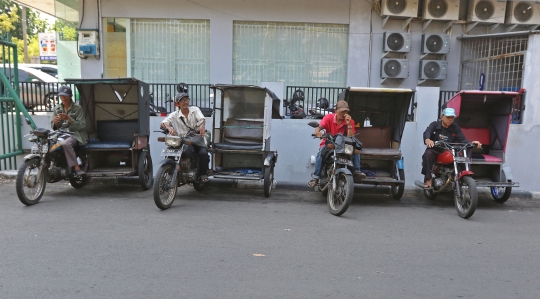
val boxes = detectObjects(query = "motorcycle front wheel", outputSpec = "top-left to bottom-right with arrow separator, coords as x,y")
16,158 -> 46,206
327,172 -> 354,216
153,164 -> 177,210
454,176 -> 478,219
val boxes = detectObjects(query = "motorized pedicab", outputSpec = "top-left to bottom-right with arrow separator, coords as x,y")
443,90 -> 520,203
339,87 -> 414,200
64,77 -> 154,190
209,84 -> 279,197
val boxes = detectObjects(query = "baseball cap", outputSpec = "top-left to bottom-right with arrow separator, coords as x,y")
175,92 -> 189,102
336,100 -> 350,112
58,85 -> 72,96
442,108 -> 456,117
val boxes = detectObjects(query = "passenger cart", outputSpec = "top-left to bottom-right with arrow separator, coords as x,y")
65,78 -> 154,190
210,84 -> 279,197
339,87 -> 414,200
444,90 -> 520,202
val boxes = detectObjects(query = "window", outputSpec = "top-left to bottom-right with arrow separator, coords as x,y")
233,21 -> 348,87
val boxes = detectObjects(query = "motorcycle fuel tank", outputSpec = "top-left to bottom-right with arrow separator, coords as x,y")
436,150 -> 454,165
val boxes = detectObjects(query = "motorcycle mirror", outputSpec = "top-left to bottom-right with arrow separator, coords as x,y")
308,121 -> 320,128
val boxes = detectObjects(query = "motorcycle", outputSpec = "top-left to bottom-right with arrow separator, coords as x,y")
308,121 -> 362,216
414,141 -> 479,219
307,98 -> 334,120
153,127 -> 208,210
16,121 -> 87,206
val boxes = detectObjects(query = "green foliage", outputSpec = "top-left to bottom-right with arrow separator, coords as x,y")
0,0 -> 50,39
53,19 -> 77,41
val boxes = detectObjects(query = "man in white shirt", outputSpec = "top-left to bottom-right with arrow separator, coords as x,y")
160,93 -> 209,182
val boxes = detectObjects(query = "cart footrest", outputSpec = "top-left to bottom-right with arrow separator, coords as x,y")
475,181 -> 519,188
214,143 -> 262,150
82,141 -> 132,150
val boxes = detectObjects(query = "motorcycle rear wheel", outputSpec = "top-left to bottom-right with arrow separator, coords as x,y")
69,175 -> 87,189
327,173 -> 354,216
454,176 -> 478,219
16,158 -> 46,206
153,164 -> 177,210
423,188 -> 437,200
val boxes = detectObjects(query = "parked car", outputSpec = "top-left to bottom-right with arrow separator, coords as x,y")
20,64 -> 58,78
1,65 -> 59,110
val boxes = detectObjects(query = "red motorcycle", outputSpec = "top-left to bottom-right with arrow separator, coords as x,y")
415,141 -> 479,219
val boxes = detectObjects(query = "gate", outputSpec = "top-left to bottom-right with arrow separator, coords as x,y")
0,33 -> 37,170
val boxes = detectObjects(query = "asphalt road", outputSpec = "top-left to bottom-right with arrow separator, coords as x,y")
1,178 -> 539,299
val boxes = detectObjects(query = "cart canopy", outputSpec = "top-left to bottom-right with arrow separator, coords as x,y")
64,77 -> 150,137
338,87 -> 414,143
445,90 -> 519,151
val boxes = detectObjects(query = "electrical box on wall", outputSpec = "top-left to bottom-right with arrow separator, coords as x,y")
78,29 -> 100,57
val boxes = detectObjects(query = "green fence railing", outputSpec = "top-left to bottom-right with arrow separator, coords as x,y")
1,33 -> 37,171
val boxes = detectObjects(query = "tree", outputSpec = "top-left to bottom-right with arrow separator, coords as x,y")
0,4 -> 17,33
0,0 -> 50,39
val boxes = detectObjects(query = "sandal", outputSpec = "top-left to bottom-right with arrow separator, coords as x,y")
307,179 -> 318,188
424,179 -> 432,189
200,175 -> 209,183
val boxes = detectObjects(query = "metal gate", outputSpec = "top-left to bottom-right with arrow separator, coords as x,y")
0,33 -> 36,170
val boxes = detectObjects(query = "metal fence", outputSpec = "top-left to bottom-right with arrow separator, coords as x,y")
148,83 -> 212,114
284,86 -> 345,116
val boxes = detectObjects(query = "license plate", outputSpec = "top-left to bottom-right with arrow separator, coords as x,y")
160,149 -> 181,157
337,157 -> 353,166
454,157 -> 468,162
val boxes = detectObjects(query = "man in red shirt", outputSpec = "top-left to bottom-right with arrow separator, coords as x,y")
308,100 -> 366,187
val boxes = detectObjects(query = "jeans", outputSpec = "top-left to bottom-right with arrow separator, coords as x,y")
313,146 -> 361,179
183,145 -> 209,176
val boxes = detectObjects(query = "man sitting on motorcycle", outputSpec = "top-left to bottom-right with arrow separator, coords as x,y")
160,93 -> 209,182
51,85 -> 88,176
308,100 -> 366,187
422,107 -> 482,188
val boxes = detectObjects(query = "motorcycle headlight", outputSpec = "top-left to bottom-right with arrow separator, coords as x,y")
344,144 -> 354,155
165,136 -> 181,147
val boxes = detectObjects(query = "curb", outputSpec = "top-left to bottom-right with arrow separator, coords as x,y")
1,170 -> 538,200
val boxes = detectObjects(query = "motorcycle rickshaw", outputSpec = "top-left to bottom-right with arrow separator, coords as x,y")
209,84 -> 279,197
16,78 -> 154,205
338,87 -> 414,200
443,90 -> 520,203
65,78 -> 154,189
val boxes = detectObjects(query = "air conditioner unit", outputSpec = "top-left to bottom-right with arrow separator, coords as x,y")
381,58 -> 409,79
468,0 -> 507,23
380,0 -> 420,18
383,32 -> 412,52
422,0 -> 460,21
505,1 -> 540,25
419,60 -> 447,80
421,34 -> 451,54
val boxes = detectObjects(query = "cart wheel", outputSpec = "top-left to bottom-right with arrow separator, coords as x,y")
263,164 -> 274,198
491,184 -> 512,203
16,158 -> 46,206
138,150 -> 153,190
391,169 -> 405,200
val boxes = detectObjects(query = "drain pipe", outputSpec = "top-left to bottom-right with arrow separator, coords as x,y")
367,9 -> 373,87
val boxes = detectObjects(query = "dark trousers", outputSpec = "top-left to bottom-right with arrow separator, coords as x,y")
421,148 -> 443,182
184,145 -> 209,176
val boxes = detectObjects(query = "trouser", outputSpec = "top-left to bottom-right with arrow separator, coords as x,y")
62,137 -> 80,168
184,145 -> 209,176
313,146 -> 361,179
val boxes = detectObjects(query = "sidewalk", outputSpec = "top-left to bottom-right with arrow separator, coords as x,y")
2,169 -> 538,200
